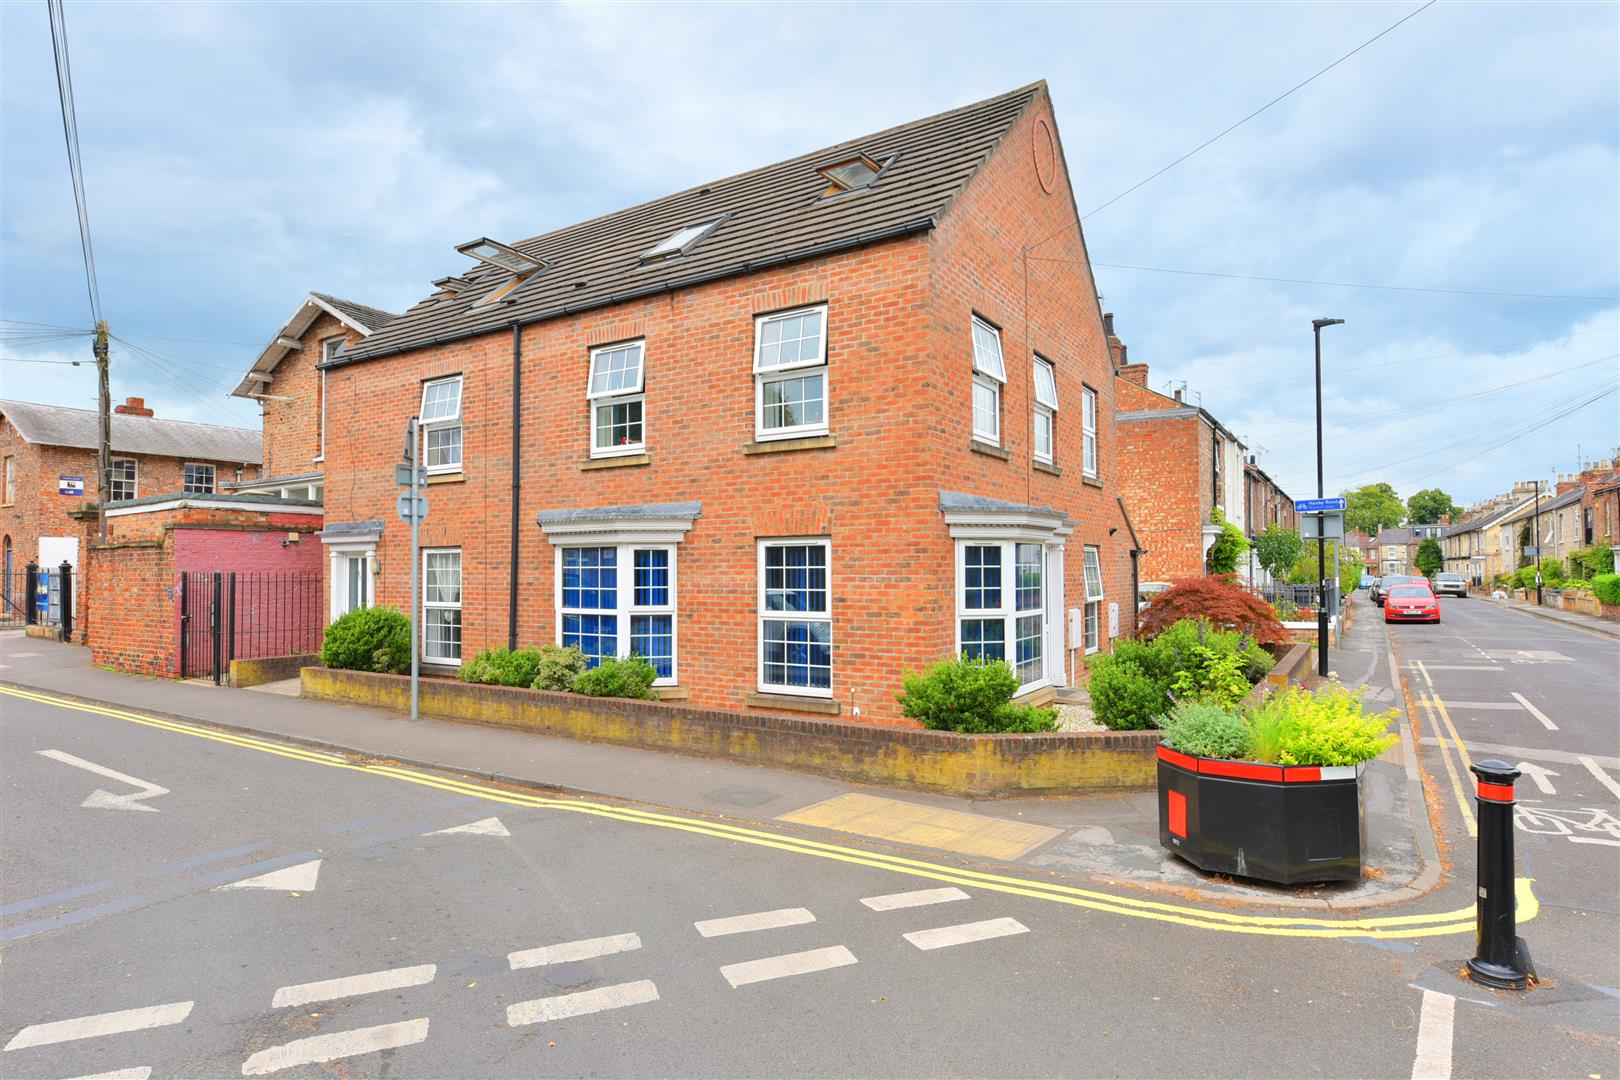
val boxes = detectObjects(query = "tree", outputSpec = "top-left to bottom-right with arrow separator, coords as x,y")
1343,482 -> 1405,537
1253,523 -> 1304,581
1290,541 -> 1364,599
1136,575 -> 1290,644
1415,537 -> 1443,577
1205,509 -> 1250,575
1407,488 -> 1459,525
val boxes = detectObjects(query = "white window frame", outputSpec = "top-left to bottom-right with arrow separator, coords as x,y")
757,538 -> 833,698
318,338 -> 342,460
971,316 -> 1005,445
422,547 -> 462,665
1082,385 -> 1098,478
419,375 -> 464,475
753,305 -> 829,441
182,462 -> 215,496
1083,546 -> 1105,654
109,457 -> 138,502
330,548 -> 374,621
554,542 -> 678,686
587,340 -> 647,459
954,538 -> 1049,691
1033,355 -> 1058,464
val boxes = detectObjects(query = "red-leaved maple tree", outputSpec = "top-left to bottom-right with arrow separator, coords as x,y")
1137,575 -> 1290,645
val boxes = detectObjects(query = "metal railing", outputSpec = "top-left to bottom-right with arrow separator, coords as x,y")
179,571 -> 324,683
1246,580 -> 1342,615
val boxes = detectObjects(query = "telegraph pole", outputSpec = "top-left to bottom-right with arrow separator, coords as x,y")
94,320 -> 110,543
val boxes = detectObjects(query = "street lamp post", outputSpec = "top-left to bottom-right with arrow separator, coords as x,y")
1313,317 -> 1344,678
1533,481 -> 1543,607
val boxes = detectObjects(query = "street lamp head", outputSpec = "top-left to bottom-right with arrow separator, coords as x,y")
1313,318 -> 1345,330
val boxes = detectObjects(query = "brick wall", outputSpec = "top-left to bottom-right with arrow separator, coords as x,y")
259,312 -> 364,478
86,539 -> 174,675
317,87 -> 1130,724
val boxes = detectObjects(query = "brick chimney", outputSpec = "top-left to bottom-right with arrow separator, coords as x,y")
1118,361 -> 1149,387
113,396 -> 154,417
1103,311 -> 1128,368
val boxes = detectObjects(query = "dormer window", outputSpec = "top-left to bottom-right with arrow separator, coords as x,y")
455,237 -> 544,275
818,154 -> 888,197
641,216 -> 727,263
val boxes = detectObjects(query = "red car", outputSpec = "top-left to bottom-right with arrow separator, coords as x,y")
1384,583 -> 1441,624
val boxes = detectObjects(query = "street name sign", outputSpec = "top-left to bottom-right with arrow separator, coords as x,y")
396,492 -> 429,524
1295,497 -> 1347,514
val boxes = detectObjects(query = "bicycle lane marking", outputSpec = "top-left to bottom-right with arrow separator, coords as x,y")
0,683 -> 1539,941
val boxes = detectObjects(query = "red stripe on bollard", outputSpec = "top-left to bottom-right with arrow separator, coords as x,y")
1477,782 -> 1516,803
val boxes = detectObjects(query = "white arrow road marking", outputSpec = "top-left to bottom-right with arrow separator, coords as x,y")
1515,762 -> 1560,796
1509,693 -> 1558,731
4,1002 -> 193,1052
36,750 -> 169,812
1411,989 -> 1455,1079
271,964 -> 436,1008
240,1018 -> 428,1076
426,816 -> 508,837
1580,756 -> 1620,801
214,859 -> 321,893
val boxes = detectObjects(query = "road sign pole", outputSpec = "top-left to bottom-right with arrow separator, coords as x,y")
409,418 -> 421,723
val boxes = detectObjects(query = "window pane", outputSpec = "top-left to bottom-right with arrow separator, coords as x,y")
425,552 -> 461,604
971,319 -> 1005,380
1033,358 -> 1058,408
963,545 -> 1001,609
1016,543 -> 1042,612
633,549 -> 669,607
183,464 -> 215,495
631,614 -> 673,678
756,309 -> 824,370
1082,386 -> 1096,431
761,372 -> 824,430
595,399 -> 644,449
562,547 -> 617,610
1084,547 -> 1105,601
111,459 -> 137,501
960,618 -> 1005,662
589,343 -> 645,395
762,619 -> 832,689
1084,430 -> 1097,477
425,424 -> 463,468
973,379 -> 999,441
425,608 -> 461,660
422,379 -> 462,421
764,544 -> 827,614
562,612 -> 617,667
1034,409 -> 1053,460
1015,614 -> 1043,683
1085,601 -> 1100,651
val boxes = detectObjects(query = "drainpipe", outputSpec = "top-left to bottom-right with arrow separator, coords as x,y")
509,321 -> 523,649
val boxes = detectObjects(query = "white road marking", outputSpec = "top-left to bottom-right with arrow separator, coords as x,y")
1515,762 -> 1560,796
36,749 -> 169,812
508,933 -> 641,970
214,859 -> 321,893
1570,836 -> 1620,847
62,1069 -> 152,1080
1411,664 -> 1503,672
694,907 -> 815,937
4,1001 -> 193,1052
505,980 -> 659,1026
904,917 -> 1030,951
1410,989 -> 1455,1079
240,1018 -> 428,1075
1509,692 -> 1558,731
271,963 -> 436,1008
1444,701 -> 1525,711
860,887 -> 971,911
720,946 -> 857,988
1580,756 -> 1620,801
426,816 -> 509,837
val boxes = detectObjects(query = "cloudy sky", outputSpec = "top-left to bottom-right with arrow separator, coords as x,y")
2,1 -> 1615,507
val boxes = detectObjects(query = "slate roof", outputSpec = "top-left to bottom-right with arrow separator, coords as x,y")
331,83 -> 1046,367
0,398 -> 262,464
1375,527 -> 1417,546
311,293 -> 398,332
232,292 -> 399,397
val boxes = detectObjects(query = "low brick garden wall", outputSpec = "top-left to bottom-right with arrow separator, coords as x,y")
229,652 -> 319,688
300,667 -> 1160,797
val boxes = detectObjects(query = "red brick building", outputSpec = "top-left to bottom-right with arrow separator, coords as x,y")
0,396 -> 261,611
312,83 -> 1133,724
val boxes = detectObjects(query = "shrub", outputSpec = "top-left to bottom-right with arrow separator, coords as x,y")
1244,686 -> 1398,767
1571,544 -> 1614,579
572,655 -> 660,700
1160,701 -> 1251,760
533,644 -> 588,691
1087,656 -> 1169,730
1541,558 -> 1567,585
320,606 -> 411,674
1205,510 -> 1250,575
1088,618 -> 1273,728
1594,573 -> 1620,606
1138,576 -> 1289,645
459,646 -> 543,688
1253,523 -> 1305,582
896,656 -> 1057,733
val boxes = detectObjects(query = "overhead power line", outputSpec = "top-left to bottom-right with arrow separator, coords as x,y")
46,0 -> 101,325
1086,262 -> 1618,303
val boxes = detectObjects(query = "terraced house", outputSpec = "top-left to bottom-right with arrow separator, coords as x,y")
314,83 -> 1133,725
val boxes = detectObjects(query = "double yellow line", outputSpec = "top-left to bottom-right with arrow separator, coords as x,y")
0,683 -> 1535,941
1413,660 -> 1480,837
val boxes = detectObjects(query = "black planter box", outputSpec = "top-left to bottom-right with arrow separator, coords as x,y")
1157,745 -> 1366,885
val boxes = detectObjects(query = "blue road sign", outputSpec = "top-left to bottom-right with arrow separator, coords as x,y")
1295,497 -> 1347,514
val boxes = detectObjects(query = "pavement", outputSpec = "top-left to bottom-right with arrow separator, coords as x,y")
1487,593 -> 1620,640
1,595 -> 1616,1078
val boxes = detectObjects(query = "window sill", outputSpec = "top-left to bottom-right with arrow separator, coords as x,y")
743,434 -> 837,455
426,472 -> 465,485
970,439 -> 1010,460
1081,474 -> 1104,489
1033,459 -> 1062,476
654,685 -> 690,701
581,453 -> 651,471
745,692 -> 841,715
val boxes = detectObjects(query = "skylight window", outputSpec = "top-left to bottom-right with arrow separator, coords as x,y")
641,217 -> 727,263
818,154 -> 888,197
455,237 -> 543,275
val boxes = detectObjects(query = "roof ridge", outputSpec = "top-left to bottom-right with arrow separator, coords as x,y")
0,397 -> 259,435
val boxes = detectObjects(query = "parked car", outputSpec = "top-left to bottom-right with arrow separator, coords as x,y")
1137,581 -> 1171,611
1371,574 -> 1421,607
1433,572 -> 1468,598
1384,583 -> 1441,624
1359,574 -> 1376,590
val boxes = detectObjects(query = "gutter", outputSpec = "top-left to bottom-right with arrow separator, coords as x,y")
317,219 -> 938,371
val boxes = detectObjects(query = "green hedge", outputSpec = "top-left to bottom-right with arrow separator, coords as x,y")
573,655 -> 660,700
896,656 -> 1057,733
320,607 -> 411,674
1594,573 -> 1620,606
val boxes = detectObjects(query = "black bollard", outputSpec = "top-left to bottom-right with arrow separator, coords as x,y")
1467,759 -> 1535,990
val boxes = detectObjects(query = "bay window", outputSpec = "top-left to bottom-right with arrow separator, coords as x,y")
588,341 -> 646,457
956,539 -> 1047,689
557,544 -> 677,683
420,376 -> 463,473
754,306 -> 828,440
758,539 -> 831,696
1033,355 -> 1058,463
971,316 -> 1005,444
